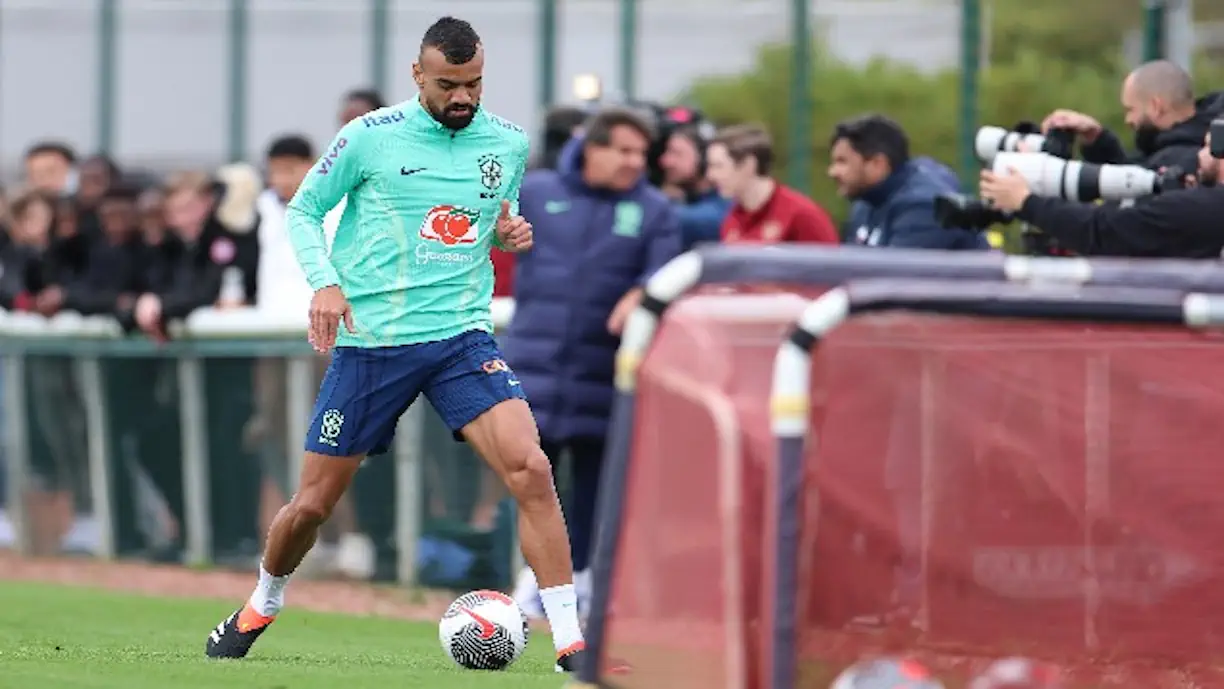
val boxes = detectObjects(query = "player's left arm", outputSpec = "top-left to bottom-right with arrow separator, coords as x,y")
286,121 -> 371,289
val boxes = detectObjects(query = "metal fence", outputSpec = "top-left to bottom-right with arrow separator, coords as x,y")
0,300 -> 520,589
0,0 -> 1200,187
0,0 -> 969,176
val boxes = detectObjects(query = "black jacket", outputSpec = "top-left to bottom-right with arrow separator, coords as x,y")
1080,92 -> 1224,173
45,233 -> 92,288
143,234 -> 185,294
62,236 -> 147,316
1016,185 -> 1224,258
157,218 -> 244,320
0,240 -> 45,310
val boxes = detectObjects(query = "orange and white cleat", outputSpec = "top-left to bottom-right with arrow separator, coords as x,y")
204,603 -> 276,659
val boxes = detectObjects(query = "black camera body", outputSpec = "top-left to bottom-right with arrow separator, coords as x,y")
1211,118 -> 1224,160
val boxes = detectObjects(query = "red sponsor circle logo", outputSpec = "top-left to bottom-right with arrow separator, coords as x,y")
420,204 -> 480,246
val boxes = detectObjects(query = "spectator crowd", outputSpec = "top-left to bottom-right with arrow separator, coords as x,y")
3,55 -> 1223,593
2,61 -> 1223,337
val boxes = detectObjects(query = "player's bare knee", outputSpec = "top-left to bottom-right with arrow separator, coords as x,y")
287,490 -> 336,526
505,446 -> 555,504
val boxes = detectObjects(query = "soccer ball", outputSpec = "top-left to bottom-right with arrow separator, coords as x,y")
439,589 -> 529,670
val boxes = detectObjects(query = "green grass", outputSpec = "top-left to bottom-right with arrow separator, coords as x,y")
0,582 -> 563,689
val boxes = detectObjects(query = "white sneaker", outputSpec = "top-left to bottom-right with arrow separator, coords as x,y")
512,566 -> 545,619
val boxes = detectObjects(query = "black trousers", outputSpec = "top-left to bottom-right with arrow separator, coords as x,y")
541,437 -> 604,572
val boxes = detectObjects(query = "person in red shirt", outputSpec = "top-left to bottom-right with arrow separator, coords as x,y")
705,123 -> 839,244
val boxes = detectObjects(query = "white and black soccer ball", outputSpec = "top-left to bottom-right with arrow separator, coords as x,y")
439,589 -> 529,670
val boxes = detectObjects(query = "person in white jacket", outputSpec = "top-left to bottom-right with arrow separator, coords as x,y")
249,89 -> 387,579
250,135 -> 350,575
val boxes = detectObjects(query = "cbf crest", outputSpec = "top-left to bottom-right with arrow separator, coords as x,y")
478,154 -> 503,195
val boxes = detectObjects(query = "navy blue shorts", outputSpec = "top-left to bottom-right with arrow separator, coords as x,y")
304,330 -> 526,456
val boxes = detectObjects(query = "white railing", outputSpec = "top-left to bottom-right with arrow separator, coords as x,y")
2,297 -> 516,585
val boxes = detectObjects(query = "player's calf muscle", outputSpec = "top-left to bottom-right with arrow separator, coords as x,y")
264,452 -> 362,574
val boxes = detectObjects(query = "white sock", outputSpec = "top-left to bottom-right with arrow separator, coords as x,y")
539,583 -> 584,652
248,565 -> 291,617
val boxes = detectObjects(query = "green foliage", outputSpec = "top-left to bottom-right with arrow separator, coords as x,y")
682,6 -> 1224,232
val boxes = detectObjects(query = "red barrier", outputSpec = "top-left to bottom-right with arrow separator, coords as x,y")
602,293 -> 1224,689
797,315 -> 1224,688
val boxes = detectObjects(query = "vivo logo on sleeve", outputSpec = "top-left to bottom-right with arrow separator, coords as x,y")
317,138 -> 348,175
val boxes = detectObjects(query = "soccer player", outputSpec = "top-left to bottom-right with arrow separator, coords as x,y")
204,16 -> 588,672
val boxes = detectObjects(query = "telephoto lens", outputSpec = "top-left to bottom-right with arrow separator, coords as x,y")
974,123 -> 1073,165
991,152 -> 1167,203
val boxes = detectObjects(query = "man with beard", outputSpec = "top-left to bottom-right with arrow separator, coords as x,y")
980,125 -> 1224,258
658,122 -> 731,249
204,16 -> 590,675
1040,60 -> 1223,173
830,115 -> 990,250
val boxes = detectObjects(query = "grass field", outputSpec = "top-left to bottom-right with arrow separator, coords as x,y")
0,581 -> 563,689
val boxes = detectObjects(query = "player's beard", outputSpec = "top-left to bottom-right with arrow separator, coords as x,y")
431,102 -> 479,130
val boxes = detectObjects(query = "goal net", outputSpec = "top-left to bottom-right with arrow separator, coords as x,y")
596,284 -> 1224,689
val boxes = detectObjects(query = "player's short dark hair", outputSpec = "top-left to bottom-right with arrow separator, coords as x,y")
343,88 -> 386,111
712,124 -> 775,176
583,107 -> 656,148
420,16 -> 481,65
24,140 -> 77,164
830,114 -> 910,171
266,135 -> 315,161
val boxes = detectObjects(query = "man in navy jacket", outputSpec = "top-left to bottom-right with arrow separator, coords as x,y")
830,114 -> 990,250
503,107 -> 682,617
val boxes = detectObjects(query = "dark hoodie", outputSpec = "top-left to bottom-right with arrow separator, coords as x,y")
1079,91 -> 1224,173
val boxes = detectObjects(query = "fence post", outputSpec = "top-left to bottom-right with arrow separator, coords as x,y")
1164,0 -> 1193,72
537,0 -> 557,112
618,0 -> 637,101
227,0 -> 249,162
1143,0 -> 1167,61
97,0 -> 118,155
787,0 -> 812,194
958,0 -> 982,186
370,0 -> 390,96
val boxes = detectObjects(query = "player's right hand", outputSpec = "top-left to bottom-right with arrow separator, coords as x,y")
309,285 -> 355,354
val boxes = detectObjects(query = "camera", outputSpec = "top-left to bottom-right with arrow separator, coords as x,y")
975,124 -> 1075,165
934,153 -> 1188,231
989,151 -> 1187,203
933,193 -> 1012,230
1211,118 -> 1224,159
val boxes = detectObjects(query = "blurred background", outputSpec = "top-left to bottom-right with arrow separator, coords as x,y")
0,0 -> 1221,592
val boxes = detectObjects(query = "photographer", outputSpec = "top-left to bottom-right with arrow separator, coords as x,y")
979,127 -> 1224,258
830,114 -> 990,250
658,122 -> 731,250
1041,60 -> 1223,173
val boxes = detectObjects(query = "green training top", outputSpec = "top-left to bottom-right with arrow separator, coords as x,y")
286,97 -> 530,347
